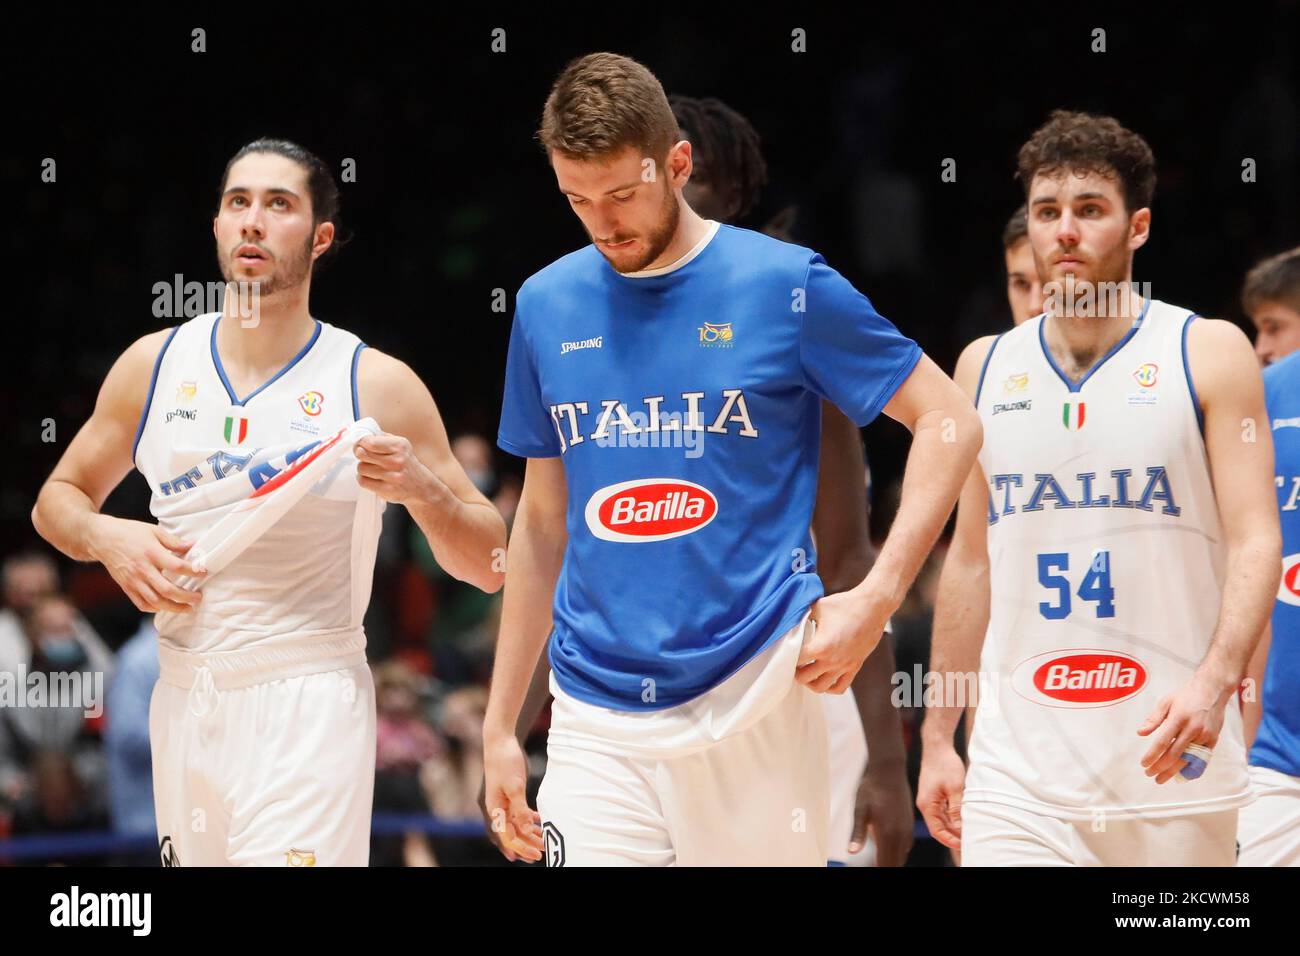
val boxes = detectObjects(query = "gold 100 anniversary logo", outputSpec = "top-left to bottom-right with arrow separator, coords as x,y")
698,322 -> 734,347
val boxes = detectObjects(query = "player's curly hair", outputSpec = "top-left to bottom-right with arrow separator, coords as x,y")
217,138 -> 349,271
1016,110 -> 1156,214
669,94 -> 768,222
1242,246 -> 1300,316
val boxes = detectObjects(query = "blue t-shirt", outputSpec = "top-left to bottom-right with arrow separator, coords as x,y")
498,223 -> 921,710
1254,349 -> 1300,777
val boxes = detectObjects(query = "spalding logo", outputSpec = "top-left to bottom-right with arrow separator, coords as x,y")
1011,649 -> 1147,708
585,478 -> 717,543
1278,554 -> 1300,607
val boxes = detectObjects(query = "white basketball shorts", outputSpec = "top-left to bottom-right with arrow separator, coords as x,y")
1237,764 -> 1300,866
961,800 -> 1238,866
824,691 -> 869,865
537,611 -> 829,866
149,632 -> 376,866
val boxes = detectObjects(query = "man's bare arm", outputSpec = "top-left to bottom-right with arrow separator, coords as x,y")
357,348 -> 507,593
920,336 -> 996,745
480,456 -> 566,861
33,331 -> 166,558
1189,319 -> 1281,702
32,329 -> 203,613
1242,621 -> 1271,750
484,457 -> 566,738
1138,319 -> 1281,782
913,335 -> 996,850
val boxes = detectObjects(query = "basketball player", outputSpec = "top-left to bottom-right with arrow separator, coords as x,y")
1239,250 -> 1300,865
484,53 -> 980,867
31,139 -> 507,866
481,94 -> 910,867
1243,247 -> 1300,368
1003,204 -> 1045,326
917,110 -> 1280,866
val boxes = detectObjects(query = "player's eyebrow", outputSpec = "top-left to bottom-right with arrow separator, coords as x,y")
559,181 -> 643,198
1030,190 -> 1111,206
222,186 -> 301,201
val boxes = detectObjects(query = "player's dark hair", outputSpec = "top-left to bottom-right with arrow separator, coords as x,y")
217,138 -> 347,270
1242,246 -> 1300,317
669,94 -> 768,222
1002,203 -> 1028,250
1016,110 -> 1156,215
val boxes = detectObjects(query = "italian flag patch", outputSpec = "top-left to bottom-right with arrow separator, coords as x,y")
224,415 -> 249,444
1062,401 -> 1086,431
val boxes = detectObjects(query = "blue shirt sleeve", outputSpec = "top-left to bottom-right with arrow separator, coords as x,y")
497,304 -> 562,458
799,255 -> 923,427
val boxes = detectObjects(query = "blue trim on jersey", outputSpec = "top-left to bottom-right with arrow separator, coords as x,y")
131,325 -> 181,465
210,314 -> 323,406
973,331 -> 1007,406
1037,297 -> 1151,393
1181,313 -> 1205,433
350,342 -> 368,419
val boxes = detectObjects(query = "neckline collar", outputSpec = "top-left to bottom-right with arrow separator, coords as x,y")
210,313 -> 323,407
1038,297 -> 1153,393
618,220 -> 720,279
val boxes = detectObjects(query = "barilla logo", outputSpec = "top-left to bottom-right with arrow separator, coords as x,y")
584,478 -> 717,542
1278,554 -> 1300,607
1011,649 -> 1147,708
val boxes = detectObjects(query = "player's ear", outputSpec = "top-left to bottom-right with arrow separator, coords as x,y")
1128,207 -> 1151,251
666,140 -> 692,189
312,220 -> 335,260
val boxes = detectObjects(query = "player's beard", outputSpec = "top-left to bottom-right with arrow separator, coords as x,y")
1039,239 -> 1135,319
218,234 -> 315,299
602,186 -> 681,274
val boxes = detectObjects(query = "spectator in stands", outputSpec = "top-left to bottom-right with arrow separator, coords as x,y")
420,685 -> 488,821
105,616 -> 158,839
1,586 -> 113,827
373,660 -> 442,866
410,434 -> 504,686
0,552 -> 107,675
10,750 -> 105,834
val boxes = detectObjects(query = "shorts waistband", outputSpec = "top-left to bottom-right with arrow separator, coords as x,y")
158,628 -> 367,691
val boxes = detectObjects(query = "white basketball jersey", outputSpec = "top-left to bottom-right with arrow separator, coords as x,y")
965,299 -> 1251,820
133,312 -> 385,655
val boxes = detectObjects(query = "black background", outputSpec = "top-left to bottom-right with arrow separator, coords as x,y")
6,5 -> 1298,558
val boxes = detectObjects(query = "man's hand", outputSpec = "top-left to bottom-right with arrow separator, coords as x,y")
482,732 -> 543,863
916,742 -> 966,851
796,591 -> 889,694
87,514 -> 204,614
1137,674 -> 1231,784
355,433 -> 438,508
849,761 -> 915,865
